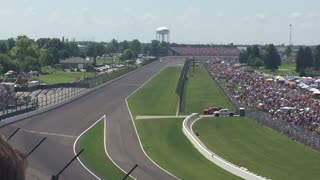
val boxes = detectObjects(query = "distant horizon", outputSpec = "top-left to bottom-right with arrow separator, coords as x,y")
1,0 -> 319,46
1,34 -> 318,47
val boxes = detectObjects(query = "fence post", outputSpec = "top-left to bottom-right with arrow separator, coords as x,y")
25,97 -> 28,112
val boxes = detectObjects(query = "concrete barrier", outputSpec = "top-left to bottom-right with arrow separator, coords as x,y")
182,114 -> 269,180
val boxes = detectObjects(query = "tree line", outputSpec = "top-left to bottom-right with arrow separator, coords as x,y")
239,44 -> 281,71
0,36 -> 170,75
295,46 -> 320,76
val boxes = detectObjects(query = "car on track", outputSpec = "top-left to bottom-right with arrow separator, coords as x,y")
203,107 -> 222,114
213,109 -> 234,117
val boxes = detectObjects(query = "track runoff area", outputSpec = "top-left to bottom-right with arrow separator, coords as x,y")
128,60 -> 320,180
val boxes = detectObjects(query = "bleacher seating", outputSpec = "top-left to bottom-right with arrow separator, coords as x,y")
171,45 -> 240,56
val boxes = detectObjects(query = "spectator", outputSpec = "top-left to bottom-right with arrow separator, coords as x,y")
0,136 -> 26,180
209,61 -> 320,135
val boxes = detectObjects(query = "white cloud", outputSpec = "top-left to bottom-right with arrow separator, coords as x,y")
0,9 -> 14,16
289,12 -> 303,19
240,13 -> 268,24
141,13 -> 156,23
24,7 -> 37,16
255,13 -> 267,22
217,12 -> 224,22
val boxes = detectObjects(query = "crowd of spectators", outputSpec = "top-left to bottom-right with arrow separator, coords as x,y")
210,61 -> 320,135
171,46 -> 240,56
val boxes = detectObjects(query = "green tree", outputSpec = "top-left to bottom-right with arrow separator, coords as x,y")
295,47 -> 304,72
130,39 -> 142,58
119,40 -> 129,53
238,50 -> 248,64
39,49 -> 54,66
142,43 -> 151,55
0,54 -> 17,73
252,45 -> 261,59
248,57 -> 264,68
96,43 -> 106,57
65,42 -> 80,57
86,43 -> 98,65
20,56 -> 41,71
246,46 -> 252,57
314,45 -> 320,70
111,39 -> 119,53
121,49 -> 133,60
159,42 -> 170,56
7,38 -> 16,50
150,40 -> 160,56
304,46 -> 313,68
36,38 -> 51,48
285,46 -> 292,57
10,36 -> 38,61
0,41 -> 8,54
265,44 -> 281,71
0,64 -> 3,74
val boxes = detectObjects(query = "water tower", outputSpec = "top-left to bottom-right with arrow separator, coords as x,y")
156,27 -> 170,42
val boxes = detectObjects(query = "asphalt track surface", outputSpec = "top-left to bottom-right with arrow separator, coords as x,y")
0,59 -> 183,180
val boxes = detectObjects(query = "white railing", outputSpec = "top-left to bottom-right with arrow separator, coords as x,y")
182,114 -> 269,180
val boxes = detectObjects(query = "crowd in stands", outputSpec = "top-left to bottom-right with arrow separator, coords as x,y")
171,46 -> 240,56
210,61 -> 320,135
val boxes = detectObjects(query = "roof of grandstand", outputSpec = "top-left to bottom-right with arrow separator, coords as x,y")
170,44 -> 240,56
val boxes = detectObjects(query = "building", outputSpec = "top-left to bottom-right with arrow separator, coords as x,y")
60,57 -> 93,69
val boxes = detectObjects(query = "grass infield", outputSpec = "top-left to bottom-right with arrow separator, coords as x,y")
193,117 -> 320,180
39,71 -> 95,84
135,118 -> 241,180
80,121 -> 130,179
258,63 -> 298,76
182,63 -> 233,114
128,67 -> 181,117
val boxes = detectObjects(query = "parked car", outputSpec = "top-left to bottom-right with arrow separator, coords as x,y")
213,109 -> 234,117
203,107 -> 222,114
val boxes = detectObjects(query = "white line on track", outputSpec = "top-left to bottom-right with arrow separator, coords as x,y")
73,117 -> 103,180
73,115 -> 135,180
117,83 -> 140,86
22,129 -> 77,138
125,62 -> 181,180
102,116 -> 136,180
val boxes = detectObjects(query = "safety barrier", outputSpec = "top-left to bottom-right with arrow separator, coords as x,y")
182,114 -> 268,180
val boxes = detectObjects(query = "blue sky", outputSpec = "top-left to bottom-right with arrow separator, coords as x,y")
0,0 -> 319,45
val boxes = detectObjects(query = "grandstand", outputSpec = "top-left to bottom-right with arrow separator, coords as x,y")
170,44 -> 240,56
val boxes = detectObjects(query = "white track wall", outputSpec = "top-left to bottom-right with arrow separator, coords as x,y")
182,114 -> 269,180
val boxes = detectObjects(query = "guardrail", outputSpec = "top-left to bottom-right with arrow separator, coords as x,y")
182,114 -> 268,180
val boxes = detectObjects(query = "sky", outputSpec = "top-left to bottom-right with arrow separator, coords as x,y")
0,0 -> 319,45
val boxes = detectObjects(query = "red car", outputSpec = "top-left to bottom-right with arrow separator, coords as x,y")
203,107 -> 222,114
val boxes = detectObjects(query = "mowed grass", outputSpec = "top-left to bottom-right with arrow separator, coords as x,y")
182,63 -> 233,114
194,117 -> 320,180
80,121 -> 130,179
135,118 -> 241,180
128,67 -> 181,117
96,56 -> 120,65
258,63 -> 298,76
39,71 -> 95,84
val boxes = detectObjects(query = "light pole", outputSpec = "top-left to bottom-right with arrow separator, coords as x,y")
83,57 -> 90,81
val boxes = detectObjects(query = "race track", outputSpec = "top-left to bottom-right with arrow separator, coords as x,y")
0,58 -> 183,180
